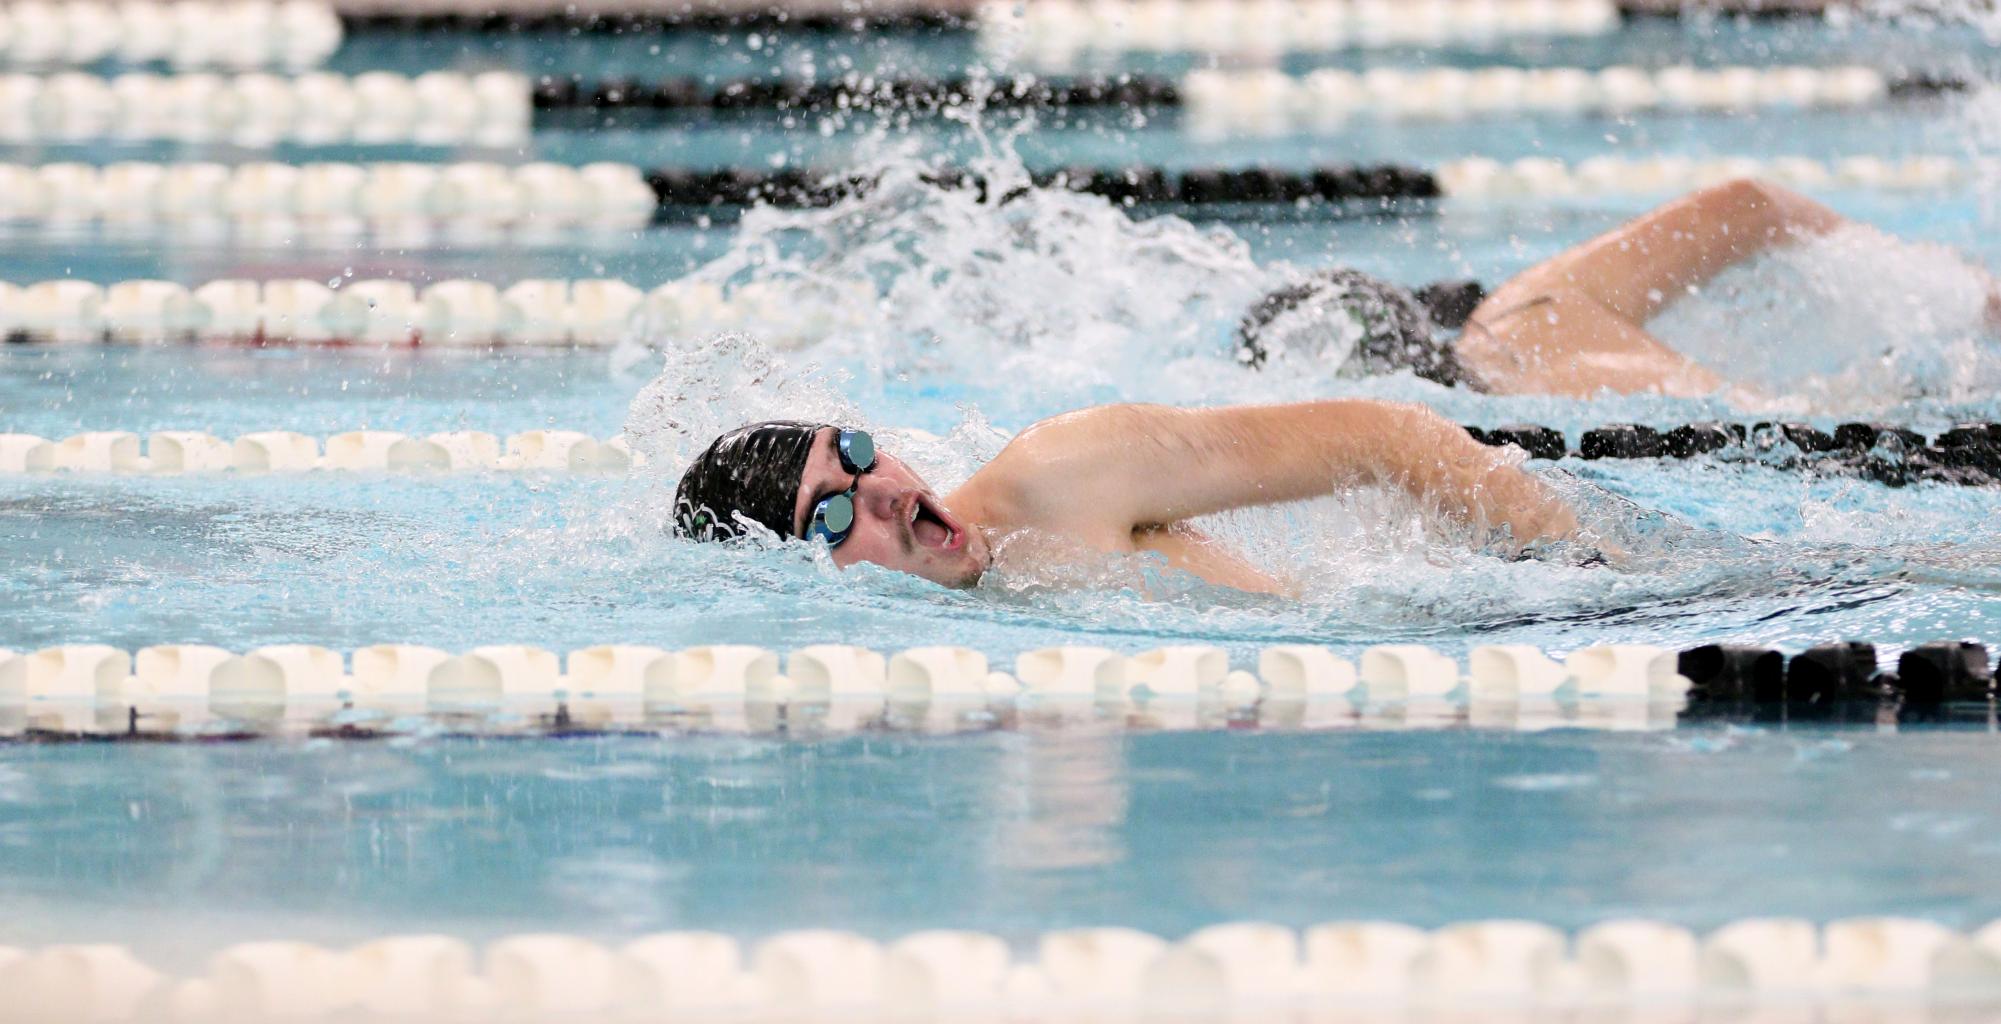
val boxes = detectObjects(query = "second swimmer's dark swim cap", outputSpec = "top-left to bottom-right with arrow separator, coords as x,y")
1236,268 -> 1477,388
674,420 -> 829,542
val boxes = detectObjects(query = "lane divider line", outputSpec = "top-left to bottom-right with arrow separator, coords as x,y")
0,161 -> 645,226
0,70 -> 529,145
2,640 -> 1990,739
341,4 -> 976,33
1181,65 -> 1909,129
0,430 -> 637,475
5,916 -> 2001,1017
2,416 -> 1996,484
979,0 -> 1623,60
529,65 -> 1963,120
0,0 -> 341,69
1470,420 -> 2001,487
333,0 -> 1850,37
0,277 -> 869,347
0,156 -> 1971,235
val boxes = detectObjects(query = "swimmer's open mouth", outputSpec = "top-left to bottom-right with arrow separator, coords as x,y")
910,492 -> 964,551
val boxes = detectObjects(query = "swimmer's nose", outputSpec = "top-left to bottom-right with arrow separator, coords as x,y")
853,475 -> 904,522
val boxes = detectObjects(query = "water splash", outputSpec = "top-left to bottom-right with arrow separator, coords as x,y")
1647,224 -> 2001,410
612,128 -> 1329,430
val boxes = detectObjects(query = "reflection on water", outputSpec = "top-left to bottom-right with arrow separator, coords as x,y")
2,726 -> 1997,969
991,727 -> 1129,872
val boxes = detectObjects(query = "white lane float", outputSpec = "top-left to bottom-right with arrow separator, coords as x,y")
0,70 -> 520,143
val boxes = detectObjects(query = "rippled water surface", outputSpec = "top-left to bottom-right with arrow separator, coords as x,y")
2,725 -> 1997,967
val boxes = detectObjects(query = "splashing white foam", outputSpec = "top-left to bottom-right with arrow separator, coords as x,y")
1647,224 -> 2001,409
612,130 -> 1352,435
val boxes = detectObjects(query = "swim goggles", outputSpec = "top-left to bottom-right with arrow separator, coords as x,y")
802,429 -> 876,548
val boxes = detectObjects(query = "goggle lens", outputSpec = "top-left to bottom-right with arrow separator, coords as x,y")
818,492 -> 855,535
839,430 -> 875,475
805,429 -> 874,548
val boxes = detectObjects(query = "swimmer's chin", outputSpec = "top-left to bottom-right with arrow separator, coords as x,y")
946,532 -> 1000,589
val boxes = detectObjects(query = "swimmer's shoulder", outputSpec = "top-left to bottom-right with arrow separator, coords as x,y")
950,405 -> 1170,540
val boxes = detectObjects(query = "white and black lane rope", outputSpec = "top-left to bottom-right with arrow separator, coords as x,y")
3,418 -> 1998,488
1470,421 -> 2001,488
0,154 -> 1973,235
1,639 -> 1991,742
529,66 -> 1967,121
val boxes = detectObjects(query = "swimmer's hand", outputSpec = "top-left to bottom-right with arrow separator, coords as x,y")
1450,446 -> 1579,546
1515,534 -> 1631,569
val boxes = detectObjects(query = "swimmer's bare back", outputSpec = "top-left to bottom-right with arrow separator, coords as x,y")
1456,178 -> 1851,398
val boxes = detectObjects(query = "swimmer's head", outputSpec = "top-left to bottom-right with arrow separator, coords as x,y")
1236,269 -> 1469,387
676,421 -> 990,589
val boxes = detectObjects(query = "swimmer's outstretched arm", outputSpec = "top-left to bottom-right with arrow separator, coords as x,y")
1494,177 -> 1848,324
1462,178 -> 1854,397
993,400 -> 1580,549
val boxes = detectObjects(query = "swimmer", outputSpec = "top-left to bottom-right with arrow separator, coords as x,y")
674,177 -> 1897,592
1238,177 -> 2001,397
674,401 -> 1583,595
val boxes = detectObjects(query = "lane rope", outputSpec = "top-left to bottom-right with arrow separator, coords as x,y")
333,0 -> 1850,37
0,70 -> 529,145
0,277 -> 868,347
0,0 -> 341,69
4,420 -> 1996,485
0,429 -> 639,475
1182,65 -> 1915,127
0,155 -> 1971,235
978,0 -> 1624,59
1470,420 -> 2001,487
1,640 -> 1990,739
0,162 -> 652,228
528,65 -> 1963,122
5,916 -> 2000,1017
340,3 -> 976,33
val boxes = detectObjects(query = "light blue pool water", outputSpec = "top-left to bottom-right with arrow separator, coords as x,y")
5,13 -> 2001,973
5,726 -> 2000,972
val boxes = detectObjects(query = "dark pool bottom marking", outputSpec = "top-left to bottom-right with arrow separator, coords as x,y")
1466,422 -> 2001,487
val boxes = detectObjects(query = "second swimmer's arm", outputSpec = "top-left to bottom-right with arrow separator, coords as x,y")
1556,178 -> 1849,324
999,400 -> 1581,548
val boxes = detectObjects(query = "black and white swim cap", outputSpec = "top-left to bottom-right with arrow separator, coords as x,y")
674,420 -> 829,542
1237,268 -> 1474,387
